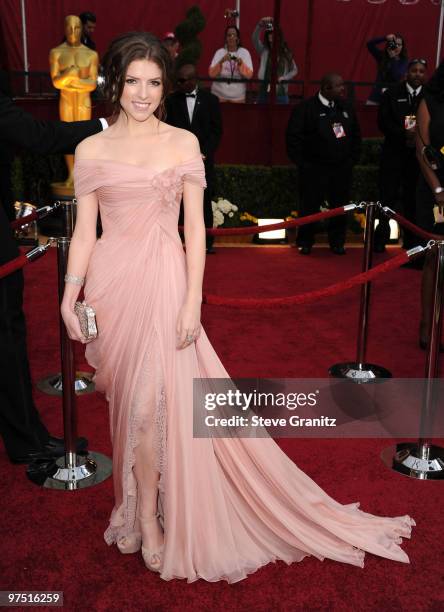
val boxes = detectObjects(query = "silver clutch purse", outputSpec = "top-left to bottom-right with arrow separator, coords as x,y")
74,301 -> 98,340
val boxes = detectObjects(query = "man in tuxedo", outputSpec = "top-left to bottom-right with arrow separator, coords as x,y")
286,73 -> 361,255
0,90 -> 106,465
166,63 -> 223,253
375,59 -> 427,252
79,11 -> 97,51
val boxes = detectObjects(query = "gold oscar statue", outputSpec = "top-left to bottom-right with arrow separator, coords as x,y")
49,15 -> 98,196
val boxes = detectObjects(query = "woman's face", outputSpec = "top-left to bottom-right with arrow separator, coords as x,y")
120,59 -> 163,122
226,28 -> 239,51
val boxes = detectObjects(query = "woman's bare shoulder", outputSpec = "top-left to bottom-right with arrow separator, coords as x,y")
163,124 -> 200,157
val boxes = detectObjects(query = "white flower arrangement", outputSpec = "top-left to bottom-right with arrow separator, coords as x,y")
211,198 -> 238,227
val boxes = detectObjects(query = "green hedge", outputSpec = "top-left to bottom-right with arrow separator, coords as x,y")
214,164 -> 379,217
12,138 -> 381,218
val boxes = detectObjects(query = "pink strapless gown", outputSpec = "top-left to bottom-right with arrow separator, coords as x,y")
73,156 -> 415,583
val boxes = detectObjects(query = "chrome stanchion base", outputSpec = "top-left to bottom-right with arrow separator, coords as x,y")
36,371 -> 95,395
381,442 -> 444,480
26,451 -> 112,489
329,362 -> 392,382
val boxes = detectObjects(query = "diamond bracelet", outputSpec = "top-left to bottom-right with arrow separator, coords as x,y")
64,273 -> 85,286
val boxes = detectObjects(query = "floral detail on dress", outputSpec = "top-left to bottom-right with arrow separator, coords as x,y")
151,169 -> 183,208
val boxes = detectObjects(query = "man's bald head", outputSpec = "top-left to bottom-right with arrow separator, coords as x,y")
320,72 -> 346,101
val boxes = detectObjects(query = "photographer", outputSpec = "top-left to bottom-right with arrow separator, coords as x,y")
252,17 -> 297,104
209,26 -> 253,103
366,33 -> 408,105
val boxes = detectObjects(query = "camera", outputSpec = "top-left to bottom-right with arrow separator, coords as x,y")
224,9 -> 239,19
229,54 -> 238,61
265,21 -> 274,32
387,39 -> 397,51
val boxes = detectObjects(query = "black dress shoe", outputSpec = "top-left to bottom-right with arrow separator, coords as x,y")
9,436 -> 88,464
26,457 -> 58,485
298,246 -> 311,255
373,244 -> 386,253
330,245 -> 346,255
206,246 -> 216,254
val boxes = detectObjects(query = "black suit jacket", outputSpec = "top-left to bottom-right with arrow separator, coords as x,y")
0,91 -> 103,155
286,95 -> 361,168
165,89 -> 222,164
0,91 -> 103,264
377,81 -> 424,152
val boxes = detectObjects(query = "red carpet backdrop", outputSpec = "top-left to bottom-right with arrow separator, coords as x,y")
0,0 -> 440,90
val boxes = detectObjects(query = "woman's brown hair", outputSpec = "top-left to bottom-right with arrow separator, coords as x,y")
101,31 -> 173,120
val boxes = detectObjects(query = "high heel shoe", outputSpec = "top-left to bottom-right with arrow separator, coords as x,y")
116,532 -> 142,554
138,513 -> 164,572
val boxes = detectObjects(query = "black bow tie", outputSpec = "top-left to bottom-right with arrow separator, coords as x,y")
185,93 -> 196,98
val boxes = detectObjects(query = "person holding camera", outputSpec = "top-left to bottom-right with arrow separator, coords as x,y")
252,17 -> 297,104
366,33 -> 409,105
374,59 -> 427,253
209,26 -> 253,103
286,73 -> 361,255
415,61 -> 444,348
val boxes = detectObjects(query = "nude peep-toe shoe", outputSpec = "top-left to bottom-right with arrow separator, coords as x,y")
116,531 -> 142,554
139,513 -> 164,573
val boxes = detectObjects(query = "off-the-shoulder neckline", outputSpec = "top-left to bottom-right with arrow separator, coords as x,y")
75,155 -> 203,174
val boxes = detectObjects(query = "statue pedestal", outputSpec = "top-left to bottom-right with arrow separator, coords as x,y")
51,182 -> 75,199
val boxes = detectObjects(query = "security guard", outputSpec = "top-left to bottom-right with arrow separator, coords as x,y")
375,59 -> 427,252
286,72 -> 361,255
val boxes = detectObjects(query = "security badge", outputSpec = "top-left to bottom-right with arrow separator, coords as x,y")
332,122 -> 346,138
405,115 -> 416,130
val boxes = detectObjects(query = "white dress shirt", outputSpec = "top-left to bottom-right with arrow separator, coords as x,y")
185,88 -> 198,123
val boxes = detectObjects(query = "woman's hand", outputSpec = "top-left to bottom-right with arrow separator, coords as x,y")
61,305 -> 90,344
176,299 -> 201,350
220,53 -> 231,64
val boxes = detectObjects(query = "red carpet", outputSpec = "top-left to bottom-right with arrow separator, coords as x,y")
1,246 -> 443,611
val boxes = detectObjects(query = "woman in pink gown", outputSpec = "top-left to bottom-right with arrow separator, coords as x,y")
61,32 -> 415,583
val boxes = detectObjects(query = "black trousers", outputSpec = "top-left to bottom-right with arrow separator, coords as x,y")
296,161 -> 353,248
375,147 -> 420,250
0,270 -> 49,459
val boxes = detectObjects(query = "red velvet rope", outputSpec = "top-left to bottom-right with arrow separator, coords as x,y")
179,205 -> 348,236
0,254 -> 29,279
388,211 -> 444,242
10,211 -> 39,231
204,251 -> 409,309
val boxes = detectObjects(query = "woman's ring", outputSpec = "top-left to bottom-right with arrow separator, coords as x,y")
186,334 -> 194,342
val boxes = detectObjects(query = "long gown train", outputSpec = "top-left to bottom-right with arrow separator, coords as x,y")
74,156 -> 415,584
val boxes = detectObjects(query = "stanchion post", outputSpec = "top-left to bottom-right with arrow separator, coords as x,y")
381,241 -> 444,479
418,241 -> 444,462
329,202 -> 391,381
36,198 -> 95,396
27,236 -> 113,489
57,238 -> 77,458
356,201 -> 376,365
62,200 -> 74,239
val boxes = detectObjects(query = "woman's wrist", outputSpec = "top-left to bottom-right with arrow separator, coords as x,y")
185,293 -> 202,305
